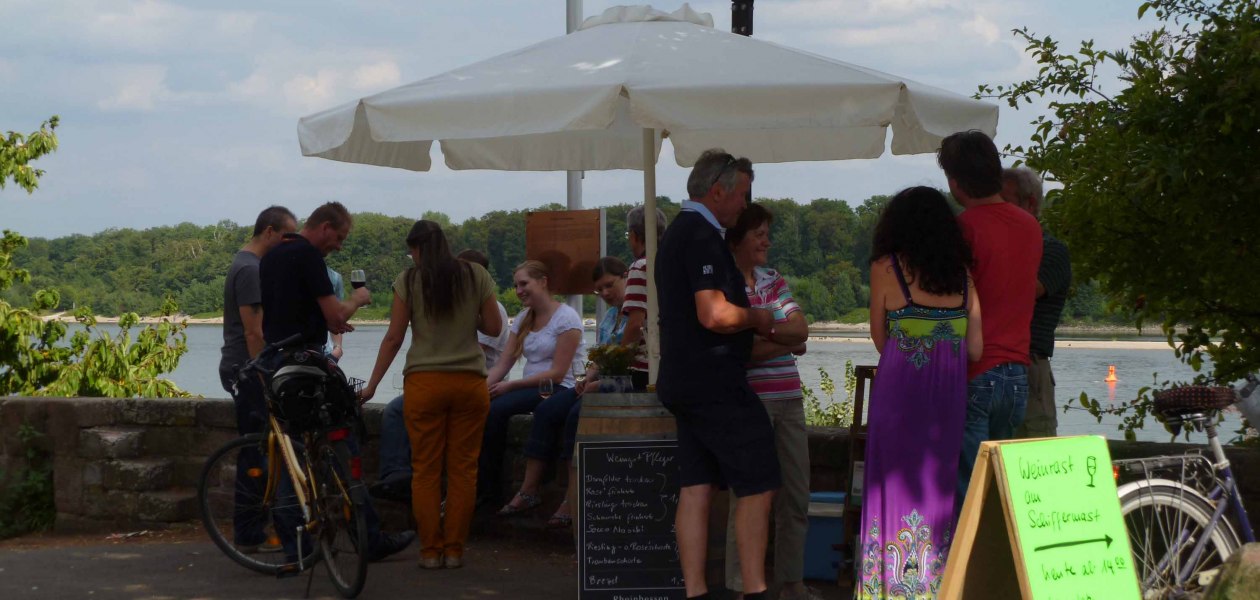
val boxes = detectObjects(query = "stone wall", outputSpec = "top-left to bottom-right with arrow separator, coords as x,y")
1,396 -> 1257,536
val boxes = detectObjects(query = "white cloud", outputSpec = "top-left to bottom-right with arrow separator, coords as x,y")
352,61 -> 402,91
84,0 -> 257,53
221,53 -> 402,115
215,11 -> 258,36
818,18 -> 947,48
97,65 -> 170,111
282,69 -> 343,114
226,70 -> 270,100
964,14 -> 1003,44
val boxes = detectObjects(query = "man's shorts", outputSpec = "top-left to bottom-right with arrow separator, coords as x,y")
660,379 -> 781,497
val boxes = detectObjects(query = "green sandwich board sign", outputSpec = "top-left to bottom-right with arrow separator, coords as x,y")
940,436 -> 1141,599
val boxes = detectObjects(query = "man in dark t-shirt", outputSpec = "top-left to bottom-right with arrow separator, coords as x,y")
259,203 -> 369,347
656,149 -> 777,600
259,201 -> 415,564
1002,167 -> 1072,438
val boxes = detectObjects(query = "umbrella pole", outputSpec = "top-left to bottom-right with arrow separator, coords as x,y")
642,128 -> 659,387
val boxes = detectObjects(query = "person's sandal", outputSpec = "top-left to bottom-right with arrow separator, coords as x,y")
545,501 -> 572,529
545,512 -> 573,529
496,491 -> 542,516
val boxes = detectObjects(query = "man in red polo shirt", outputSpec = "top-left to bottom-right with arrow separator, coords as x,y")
937,131 -> 1043,507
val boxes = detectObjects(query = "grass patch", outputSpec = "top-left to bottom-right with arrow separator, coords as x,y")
837,308 -> 869,324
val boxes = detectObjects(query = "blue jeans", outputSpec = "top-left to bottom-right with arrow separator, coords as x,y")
956,363 -> 1029,513
477,387 -> 546,503
378,395 -> 411,483
563,399 -> 582,462
524,387 -> 581,461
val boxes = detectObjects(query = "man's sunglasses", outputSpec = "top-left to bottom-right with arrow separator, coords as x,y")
708,155 -> 738,192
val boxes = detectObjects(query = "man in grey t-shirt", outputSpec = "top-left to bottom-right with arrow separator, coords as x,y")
217,205 -> 296,552
219,206 -> 298,381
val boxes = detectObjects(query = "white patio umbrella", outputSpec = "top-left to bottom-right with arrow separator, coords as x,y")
298,4 -> 998,382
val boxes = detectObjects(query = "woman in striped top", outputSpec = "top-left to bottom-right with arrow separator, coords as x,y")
723,203 -> 815,600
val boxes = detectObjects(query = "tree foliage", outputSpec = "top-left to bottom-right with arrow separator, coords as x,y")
980,0 -> 1260,383
4,194 -> 1124,325
1,116 -> 59,194
1,117 -> 189,398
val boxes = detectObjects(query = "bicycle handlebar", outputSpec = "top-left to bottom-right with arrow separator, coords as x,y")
236,333 -> 304,380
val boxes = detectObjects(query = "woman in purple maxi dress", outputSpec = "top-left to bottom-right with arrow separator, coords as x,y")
857,187 -> 981,600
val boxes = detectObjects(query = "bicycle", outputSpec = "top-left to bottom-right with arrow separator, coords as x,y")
1113,374 -> 1259,599
198,333 -> 372,598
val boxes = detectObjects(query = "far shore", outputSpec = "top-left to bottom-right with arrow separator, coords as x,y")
40,312 -> 1177,350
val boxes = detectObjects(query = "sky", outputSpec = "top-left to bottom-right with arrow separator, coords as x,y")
0,0 -> 1153,239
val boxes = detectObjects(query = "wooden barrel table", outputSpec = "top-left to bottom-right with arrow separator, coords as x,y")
570,392 -> 676,549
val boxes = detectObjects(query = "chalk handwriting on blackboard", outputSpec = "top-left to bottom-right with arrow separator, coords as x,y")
579,441 -> 685,600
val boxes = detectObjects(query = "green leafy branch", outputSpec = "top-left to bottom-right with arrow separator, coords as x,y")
803,362 -> 856,427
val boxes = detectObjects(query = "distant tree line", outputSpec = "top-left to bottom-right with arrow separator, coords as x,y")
2,197 -> 1120,324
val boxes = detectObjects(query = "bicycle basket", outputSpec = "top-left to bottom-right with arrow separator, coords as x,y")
1152,385 -> 1236,418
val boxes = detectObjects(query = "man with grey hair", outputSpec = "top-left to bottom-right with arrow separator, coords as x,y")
657,149 -> 779,600
1001,166 -> 1072,438
620,204 -> 667,390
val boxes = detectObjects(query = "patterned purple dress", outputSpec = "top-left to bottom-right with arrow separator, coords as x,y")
857,257 -> 969,600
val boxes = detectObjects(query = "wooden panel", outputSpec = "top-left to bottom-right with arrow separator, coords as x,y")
526,209 -> 603,295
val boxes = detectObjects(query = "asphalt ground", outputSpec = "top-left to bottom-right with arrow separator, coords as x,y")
0,525 -> 852,600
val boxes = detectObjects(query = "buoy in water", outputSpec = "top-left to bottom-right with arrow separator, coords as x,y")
1105,365 -> 1118,382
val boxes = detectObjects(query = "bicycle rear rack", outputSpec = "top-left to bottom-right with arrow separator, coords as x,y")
1114,453 -> 1222,496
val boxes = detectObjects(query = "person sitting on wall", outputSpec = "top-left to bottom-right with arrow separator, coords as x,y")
543,256 -> 630,529
477,260 -> 584,514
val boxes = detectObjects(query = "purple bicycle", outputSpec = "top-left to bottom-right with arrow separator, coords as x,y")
1113,375 -> 1259,598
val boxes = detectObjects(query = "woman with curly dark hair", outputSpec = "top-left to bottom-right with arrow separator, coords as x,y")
856,186 -> 981,599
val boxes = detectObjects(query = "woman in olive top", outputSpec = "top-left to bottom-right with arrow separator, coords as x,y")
360,220 -> 503,570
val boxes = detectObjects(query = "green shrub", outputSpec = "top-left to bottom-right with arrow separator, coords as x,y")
802,362 -> 856,427
0,424 -> 55,538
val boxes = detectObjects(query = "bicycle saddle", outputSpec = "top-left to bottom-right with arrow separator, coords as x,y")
1152,385 -> 1236,419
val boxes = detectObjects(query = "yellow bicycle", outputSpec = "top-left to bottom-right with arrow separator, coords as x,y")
198,334 -> 370,598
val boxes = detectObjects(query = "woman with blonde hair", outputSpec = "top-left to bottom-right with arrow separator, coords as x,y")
477,260 -> 584,514
360,220 -> 503,570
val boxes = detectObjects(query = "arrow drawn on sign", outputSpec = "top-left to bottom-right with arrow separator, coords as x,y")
1034,534 -> 1113,552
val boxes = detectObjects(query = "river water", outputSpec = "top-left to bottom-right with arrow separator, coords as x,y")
152,324 -> 1234,443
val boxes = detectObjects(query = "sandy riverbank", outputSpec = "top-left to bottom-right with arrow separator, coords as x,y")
805,335 -> 1174,350
41,312 -> 1175,350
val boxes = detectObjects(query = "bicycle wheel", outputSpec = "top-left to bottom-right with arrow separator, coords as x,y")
198,434 -> 313,575
1118,479 -> 1242,598
315,439 -> 370,598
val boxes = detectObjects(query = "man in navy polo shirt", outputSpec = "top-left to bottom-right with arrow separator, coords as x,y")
656,150 -> 778,600
260,201 -> 415,565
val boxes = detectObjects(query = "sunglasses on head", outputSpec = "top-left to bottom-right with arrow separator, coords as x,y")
709,155 -> 738,192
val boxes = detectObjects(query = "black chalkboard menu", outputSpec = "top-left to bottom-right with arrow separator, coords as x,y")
578,439 -> 685,600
